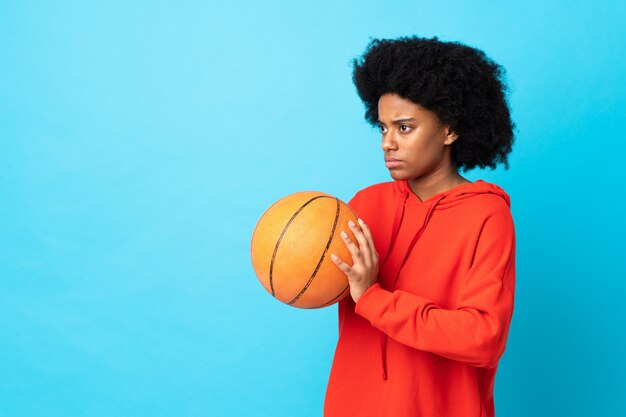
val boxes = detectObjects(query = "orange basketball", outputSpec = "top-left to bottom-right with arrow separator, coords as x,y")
250,191 -> 359,309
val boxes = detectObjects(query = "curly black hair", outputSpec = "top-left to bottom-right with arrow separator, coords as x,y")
352,35 -> 516,172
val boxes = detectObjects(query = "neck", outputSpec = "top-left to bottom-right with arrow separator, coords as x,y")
408,167 -> 470,203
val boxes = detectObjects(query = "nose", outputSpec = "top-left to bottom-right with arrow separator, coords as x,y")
382,132 -> 398,152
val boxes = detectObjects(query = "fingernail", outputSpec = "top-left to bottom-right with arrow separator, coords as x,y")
358,218 -> 364,224
348,219 -> 355,227
341,231 -> 348,238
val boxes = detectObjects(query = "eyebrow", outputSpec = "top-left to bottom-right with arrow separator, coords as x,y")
377,118 -> 417,125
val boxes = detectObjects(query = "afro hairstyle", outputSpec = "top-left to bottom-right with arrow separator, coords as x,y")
351,35 -> 516,172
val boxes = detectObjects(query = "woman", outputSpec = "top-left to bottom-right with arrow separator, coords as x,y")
325,35 -> 517,417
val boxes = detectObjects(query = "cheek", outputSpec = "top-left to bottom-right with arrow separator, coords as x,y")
405,137 -> 432,160
417,133 -> 443,155
405,138 -> 441,170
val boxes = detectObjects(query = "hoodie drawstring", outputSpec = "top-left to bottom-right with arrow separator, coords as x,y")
378,191 -> 447,380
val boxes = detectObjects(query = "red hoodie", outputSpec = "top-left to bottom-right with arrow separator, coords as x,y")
324,179 -> 516,417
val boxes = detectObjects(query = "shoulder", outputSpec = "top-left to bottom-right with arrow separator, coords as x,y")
451,182 -> 515,233
467,194 -> 511,216
469,195 -> 515,238
459,180 -> 513,219
347,181 -> 404,218
350,180 -> 403,201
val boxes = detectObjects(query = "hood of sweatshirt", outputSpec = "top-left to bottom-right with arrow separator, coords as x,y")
375,180 -> 511,279
395,179 -> 511,209
368,179 -> 511,380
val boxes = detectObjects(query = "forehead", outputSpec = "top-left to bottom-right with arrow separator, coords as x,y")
377,93 -> 435,121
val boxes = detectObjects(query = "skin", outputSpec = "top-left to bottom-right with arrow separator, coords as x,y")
332,93 -> 472,303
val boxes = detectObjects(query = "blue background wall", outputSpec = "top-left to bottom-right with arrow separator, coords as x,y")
2,1 -> 625,416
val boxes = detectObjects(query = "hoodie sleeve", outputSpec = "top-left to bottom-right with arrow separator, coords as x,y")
354,211 -> 516,369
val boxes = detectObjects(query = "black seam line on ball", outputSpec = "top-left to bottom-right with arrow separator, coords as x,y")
317,284 -> 350,308
288,197 -> 340,305
269,195 -> 334,297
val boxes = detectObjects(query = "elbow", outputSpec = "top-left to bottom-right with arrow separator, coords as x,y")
471,316 -> 508,368
472,324 -> 509,369
474,345 -> 505,369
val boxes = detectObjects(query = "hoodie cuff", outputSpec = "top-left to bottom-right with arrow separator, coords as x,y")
354,282 -> 393,321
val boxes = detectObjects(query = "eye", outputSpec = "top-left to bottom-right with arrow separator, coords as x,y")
399,125 -> 411,132
378,124 -> 387,134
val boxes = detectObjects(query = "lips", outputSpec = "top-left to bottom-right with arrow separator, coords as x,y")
384,157 -> 401,169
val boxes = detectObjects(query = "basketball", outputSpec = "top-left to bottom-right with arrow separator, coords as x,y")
250,191 -> 359,309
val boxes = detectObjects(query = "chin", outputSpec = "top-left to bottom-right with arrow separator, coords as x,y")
388,170 -> 408,181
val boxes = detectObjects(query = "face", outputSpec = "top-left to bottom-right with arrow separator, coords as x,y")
378,93 -> 458,182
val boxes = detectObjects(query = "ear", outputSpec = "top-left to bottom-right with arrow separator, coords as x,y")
443,127 -> 459,145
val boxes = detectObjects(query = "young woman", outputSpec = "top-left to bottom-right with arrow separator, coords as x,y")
325,35 -> 517,417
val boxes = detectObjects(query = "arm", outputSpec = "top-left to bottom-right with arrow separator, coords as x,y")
354,212 -> 516,369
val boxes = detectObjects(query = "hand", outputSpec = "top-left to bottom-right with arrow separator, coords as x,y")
331,218 -> 379,303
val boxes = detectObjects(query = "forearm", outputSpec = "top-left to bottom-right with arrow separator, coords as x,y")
355,281 -> 514,368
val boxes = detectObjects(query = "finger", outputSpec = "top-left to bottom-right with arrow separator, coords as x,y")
340,230 -> 362,260
330,253 -> 352,275
358,218 -> 379,263
348,219 -> 372,265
